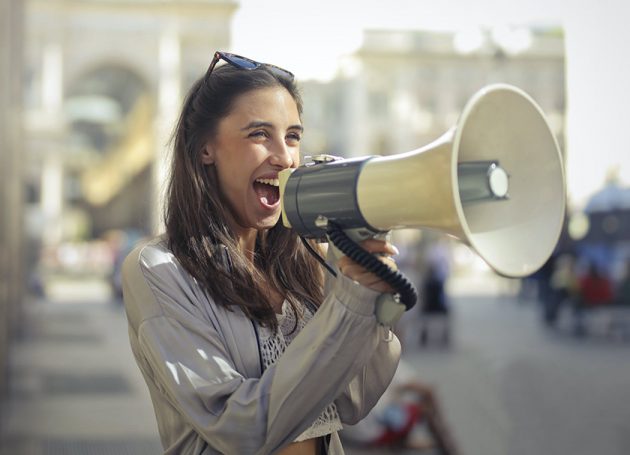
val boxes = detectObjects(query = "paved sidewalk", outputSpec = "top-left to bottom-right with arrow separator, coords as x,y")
0,289 -> 162,454
3,271 -> 630,455
399,284 -> 630,455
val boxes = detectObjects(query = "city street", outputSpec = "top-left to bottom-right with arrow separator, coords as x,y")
1,272 -> 630,455
400,273 -> 630,455
3,1 -> 630,454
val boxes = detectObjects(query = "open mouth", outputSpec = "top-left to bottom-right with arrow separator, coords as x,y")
253,177 -> 280,206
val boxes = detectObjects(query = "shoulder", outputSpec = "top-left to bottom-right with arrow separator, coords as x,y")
123,235 -> 187,289
124,235 -> 172,271
122,235 -> 211,328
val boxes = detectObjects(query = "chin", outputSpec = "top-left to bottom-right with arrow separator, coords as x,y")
257,215 -> 282,231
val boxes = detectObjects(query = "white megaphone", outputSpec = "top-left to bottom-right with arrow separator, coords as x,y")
279,84 -> 565,321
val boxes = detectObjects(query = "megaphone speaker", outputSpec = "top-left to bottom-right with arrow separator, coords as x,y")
279,83 -> 566,278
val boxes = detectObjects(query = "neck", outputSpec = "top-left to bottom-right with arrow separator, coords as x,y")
237,229 -> 259,262
233,224 -> 285,311
224,212 -> 259,262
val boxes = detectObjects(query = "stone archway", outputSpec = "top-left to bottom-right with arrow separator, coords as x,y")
64,64 -> 154,238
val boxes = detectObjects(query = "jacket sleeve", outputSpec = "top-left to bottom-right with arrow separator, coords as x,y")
322,243 -> 402,425
123,245 -> 400,455
334,329 -> 401,425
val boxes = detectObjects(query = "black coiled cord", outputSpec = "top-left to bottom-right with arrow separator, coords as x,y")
326,223 -> 418,311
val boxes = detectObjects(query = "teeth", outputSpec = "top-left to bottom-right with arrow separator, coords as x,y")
255,178 -> 280,187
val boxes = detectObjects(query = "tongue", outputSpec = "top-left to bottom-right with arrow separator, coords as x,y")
253,182 -> 279,205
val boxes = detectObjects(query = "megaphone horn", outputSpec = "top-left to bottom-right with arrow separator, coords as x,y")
279,83 -> 566,279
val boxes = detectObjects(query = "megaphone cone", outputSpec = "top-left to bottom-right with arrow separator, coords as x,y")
280,84 -> 566,278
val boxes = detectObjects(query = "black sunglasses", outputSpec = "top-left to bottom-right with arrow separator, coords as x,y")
206,51 -> 295,81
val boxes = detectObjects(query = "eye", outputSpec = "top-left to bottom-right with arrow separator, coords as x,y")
249,130 -> 269,140
286,131 -> 302,145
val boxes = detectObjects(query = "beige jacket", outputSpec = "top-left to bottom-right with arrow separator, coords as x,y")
122,236 -> 400,454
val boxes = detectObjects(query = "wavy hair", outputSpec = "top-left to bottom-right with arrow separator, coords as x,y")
165,64 -> 324,331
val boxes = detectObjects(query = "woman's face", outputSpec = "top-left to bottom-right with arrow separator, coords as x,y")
202,85 -> 302,235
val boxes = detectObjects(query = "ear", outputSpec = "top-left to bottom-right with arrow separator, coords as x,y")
201,144 -> 215,165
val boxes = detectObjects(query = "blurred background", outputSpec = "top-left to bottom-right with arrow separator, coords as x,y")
1,0 -> 629,454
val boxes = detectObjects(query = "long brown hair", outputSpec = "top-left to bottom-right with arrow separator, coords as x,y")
165,63 -> 324,331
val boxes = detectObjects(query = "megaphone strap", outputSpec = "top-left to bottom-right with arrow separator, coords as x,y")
299,236 -> 338,278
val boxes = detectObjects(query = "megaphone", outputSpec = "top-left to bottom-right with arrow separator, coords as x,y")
279,84 -> 565,323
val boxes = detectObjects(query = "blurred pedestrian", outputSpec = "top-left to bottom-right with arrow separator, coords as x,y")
546,253 -> 579,327
534,252 -> 557,324
419,239 -> 451,346
615,260 -> 630,306
391,231 -> 423,351
121,51 -> 401,454
607,260 -> 630,338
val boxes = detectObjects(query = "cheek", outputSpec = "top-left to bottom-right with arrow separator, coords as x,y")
216,157 -> 255,198
213,162 -> 240,200
219,172 -> 247,200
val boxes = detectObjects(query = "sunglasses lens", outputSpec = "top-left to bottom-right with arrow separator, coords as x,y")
267,66 -> 294,81
210,52 -> 294,81
228,55 -> 259,70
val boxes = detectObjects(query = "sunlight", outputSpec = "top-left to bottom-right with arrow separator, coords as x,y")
165,361 -> 181,385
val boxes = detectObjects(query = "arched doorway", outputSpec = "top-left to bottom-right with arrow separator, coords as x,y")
64,64 -> 154,239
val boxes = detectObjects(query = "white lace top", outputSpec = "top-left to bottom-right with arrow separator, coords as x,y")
258,300 -> 343,442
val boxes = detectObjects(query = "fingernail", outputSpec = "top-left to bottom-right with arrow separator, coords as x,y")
391,245 -> 400,255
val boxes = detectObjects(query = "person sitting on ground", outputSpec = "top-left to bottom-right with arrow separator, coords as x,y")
341,363 -> 460,455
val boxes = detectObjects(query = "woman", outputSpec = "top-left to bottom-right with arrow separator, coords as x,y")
122,51 -> 401,454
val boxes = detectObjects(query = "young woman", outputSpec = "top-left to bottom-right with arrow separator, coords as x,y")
122,52 -> 401,455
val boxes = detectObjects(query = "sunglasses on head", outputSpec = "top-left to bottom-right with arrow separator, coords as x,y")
206,51 -> 295,81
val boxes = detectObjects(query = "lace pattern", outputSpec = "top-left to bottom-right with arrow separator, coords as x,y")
258,300 -> 343,442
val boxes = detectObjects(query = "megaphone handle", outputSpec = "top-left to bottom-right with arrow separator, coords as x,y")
375,293 -> 407,327
326,223 -> 418,325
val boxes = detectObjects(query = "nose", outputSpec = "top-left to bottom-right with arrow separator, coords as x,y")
269,140 -> 296,169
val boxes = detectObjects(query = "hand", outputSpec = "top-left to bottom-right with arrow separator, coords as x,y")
337,238 -> 399,293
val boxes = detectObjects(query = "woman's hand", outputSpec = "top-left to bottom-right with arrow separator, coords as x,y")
337,238 -> 399,293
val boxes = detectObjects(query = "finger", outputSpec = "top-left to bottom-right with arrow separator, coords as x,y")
336,241 -> 399,293
381,256 -> 398,271
338,263 -> 397,287
338,264 -> 396,293
339,266 -> 381,283
358,239 -> 399,256
338,255 -> 397,272
366,282 -> 395,293
344,274 -> 394,293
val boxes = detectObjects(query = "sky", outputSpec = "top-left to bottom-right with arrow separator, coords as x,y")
231,0 -> 630,210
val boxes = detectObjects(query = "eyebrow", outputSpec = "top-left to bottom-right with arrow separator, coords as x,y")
241,121 -> 304,132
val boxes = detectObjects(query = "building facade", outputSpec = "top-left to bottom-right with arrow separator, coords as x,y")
2,0 -> 237,399
301,28 -> 565,161
23,0 -> 237,247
